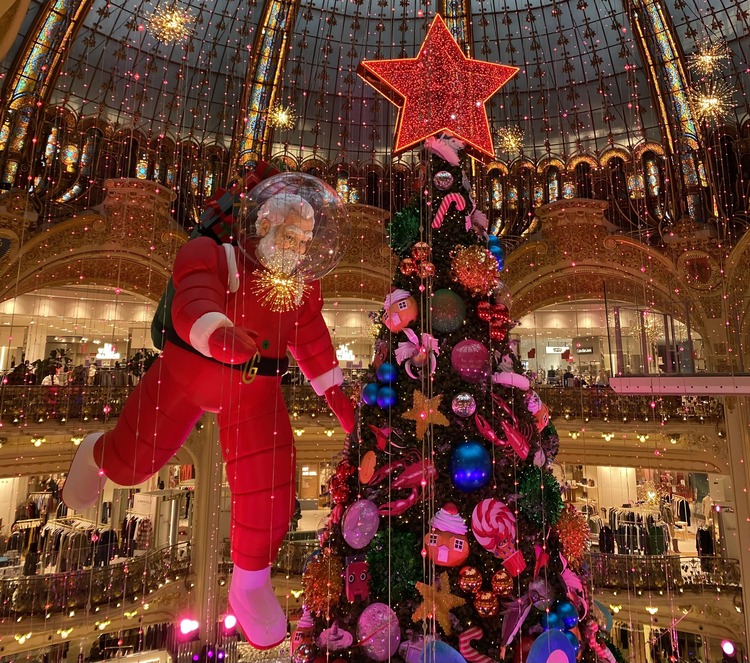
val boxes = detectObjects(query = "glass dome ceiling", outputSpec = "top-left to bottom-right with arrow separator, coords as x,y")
2,0 -> 748,166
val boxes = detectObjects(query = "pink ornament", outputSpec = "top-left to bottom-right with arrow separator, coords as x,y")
451,340 -> 490,383
357,603 -> 401,661
341,499 -> 380,549
471,498 -> 526,576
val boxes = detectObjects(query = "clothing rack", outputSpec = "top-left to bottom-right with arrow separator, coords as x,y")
13,518 -> 42,530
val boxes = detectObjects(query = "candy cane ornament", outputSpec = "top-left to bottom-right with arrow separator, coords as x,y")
459,626 -> 497,663
432,192 -> 468,228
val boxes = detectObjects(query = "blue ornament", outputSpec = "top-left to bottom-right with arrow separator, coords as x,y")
488,234 -> 499,245
527,630 -> 577,663
376,385 -> 398,409
495,255 -> 505,271
450,440 -> 491,492
490,244 -> 504,257
541,610 -> 563,631
555,600 -> 579,630
376,362 -> 398,384
421,639 -> 466,663
362,382 -> 380,406
564,630 -> 580,654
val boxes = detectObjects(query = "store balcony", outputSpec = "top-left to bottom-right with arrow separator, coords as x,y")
0,542 -> 190,622
587,552 -> 741,592
0,382 -> 725,426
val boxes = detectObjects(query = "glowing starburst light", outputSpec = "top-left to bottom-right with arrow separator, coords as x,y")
147,3 -> 194,43
688,41 -> 730,77
268,103 -> 298,130
689,80 -> 734,123
495,125 -> 524,154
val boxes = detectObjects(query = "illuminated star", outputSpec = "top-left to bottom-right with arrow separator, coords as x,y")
413,572 -> 466,635
401,390 -> 450,440
357,14 -> 518,161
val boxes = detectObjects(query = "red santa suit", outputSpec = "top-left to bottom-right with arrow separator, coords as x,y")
65,234 -> 353,648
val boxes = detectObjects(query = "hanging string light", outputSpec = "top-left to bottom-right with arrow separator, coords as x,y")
689,80 -> 734,123
494,125 -> 524,155
688,40 -> 730,77
147,2 -> 194,43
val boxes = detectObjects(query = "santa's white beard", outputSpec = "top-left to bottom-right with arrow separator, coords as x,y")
256,232 -> 302,274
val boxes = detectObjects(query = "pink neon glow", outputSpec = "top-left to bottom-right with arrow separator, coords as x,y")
721,641 -> 736,657
179,619 -> 199,635
223,614 -> 237,630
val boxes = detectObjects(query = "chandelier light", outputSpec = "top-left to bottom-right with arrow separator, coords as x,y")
147,2 -> 194,43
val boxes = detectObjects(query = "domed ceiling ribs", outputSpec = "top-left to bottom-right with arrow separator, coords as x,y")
0,0 -> 92,187
232,0 -> 301,168
626,0 -> 711,227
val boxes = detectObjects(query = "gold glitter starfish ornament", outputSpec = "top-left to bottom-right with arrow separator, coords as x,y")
412,572 -> 466,635
401,389 -> 450,439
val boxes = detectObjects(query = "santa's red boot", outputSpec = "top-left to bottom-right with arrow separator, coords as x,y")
228,566 -> 287,650
62,432 -> 107,510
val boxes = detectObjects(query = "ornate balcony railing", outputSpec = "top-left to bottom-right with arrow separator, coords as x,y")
0,385 -> 133,424
587,552 -> 741,591
536,386 -> 723,423
273,534 -> 319,576
0,383 -> 724,426
0,542 -> 190,617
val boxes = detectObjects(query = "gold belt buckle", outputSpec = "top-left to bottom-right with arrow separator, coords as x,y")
241,351 -> 261,384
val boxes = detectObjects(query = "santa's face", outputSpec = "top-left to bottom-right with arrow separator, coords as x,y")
256,214 -> 314,274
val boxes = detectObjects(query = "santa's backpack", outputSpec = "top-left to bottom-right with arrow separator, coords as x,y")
150,161 -> 280,350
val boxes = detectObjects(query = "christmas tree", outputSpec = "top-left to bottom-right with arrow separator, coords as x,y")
295,15 -> 601,663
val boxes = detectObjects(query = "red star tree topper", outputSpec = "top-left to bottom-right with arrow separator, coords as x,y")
357,14 -> 519,162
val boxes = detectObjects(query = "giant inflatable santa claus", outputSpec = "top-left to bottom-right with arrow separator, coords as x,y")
63,173 -> 354,650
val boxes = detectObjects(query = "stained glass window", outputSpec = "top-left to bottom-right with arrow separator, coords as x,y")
2,161 -> 19,186
645,159 -> 660,197
534,185 -> 544,206
491,179 -> 503,211
562,181 -> 577,199
507,186 -> 518,208
61,145 -> 80,173
0,121 -> 10,152
547,167 -> 560,203
45,128 -> 59,161
136,159 -> 149,180
627,174 -> 645,199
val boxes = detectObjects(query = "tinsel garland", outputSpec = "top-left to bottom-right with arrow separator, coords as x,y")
366,528 -> 421,603
554,503 -> 590,568
517,466 -> 564,527
301,553 -> 344,616
388,205 -> 422,255
450,245 -> 500,295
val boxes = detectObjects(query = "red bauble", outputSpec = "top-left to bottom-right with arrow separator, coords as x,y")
490,322 -> 507,342
400,257 -> 418,275
458,566 -> 484,594
474,590 -> 499,617
491,304 -> 509,324
412,241 -> 431,262
336,460 -> 356,479
419,261 -> 436,278
329,475 -> 351,505
477,301 -> 491,321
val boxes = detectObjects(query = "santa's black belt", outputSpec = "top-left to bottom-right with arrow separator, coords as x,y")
164,329 -> 289,380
